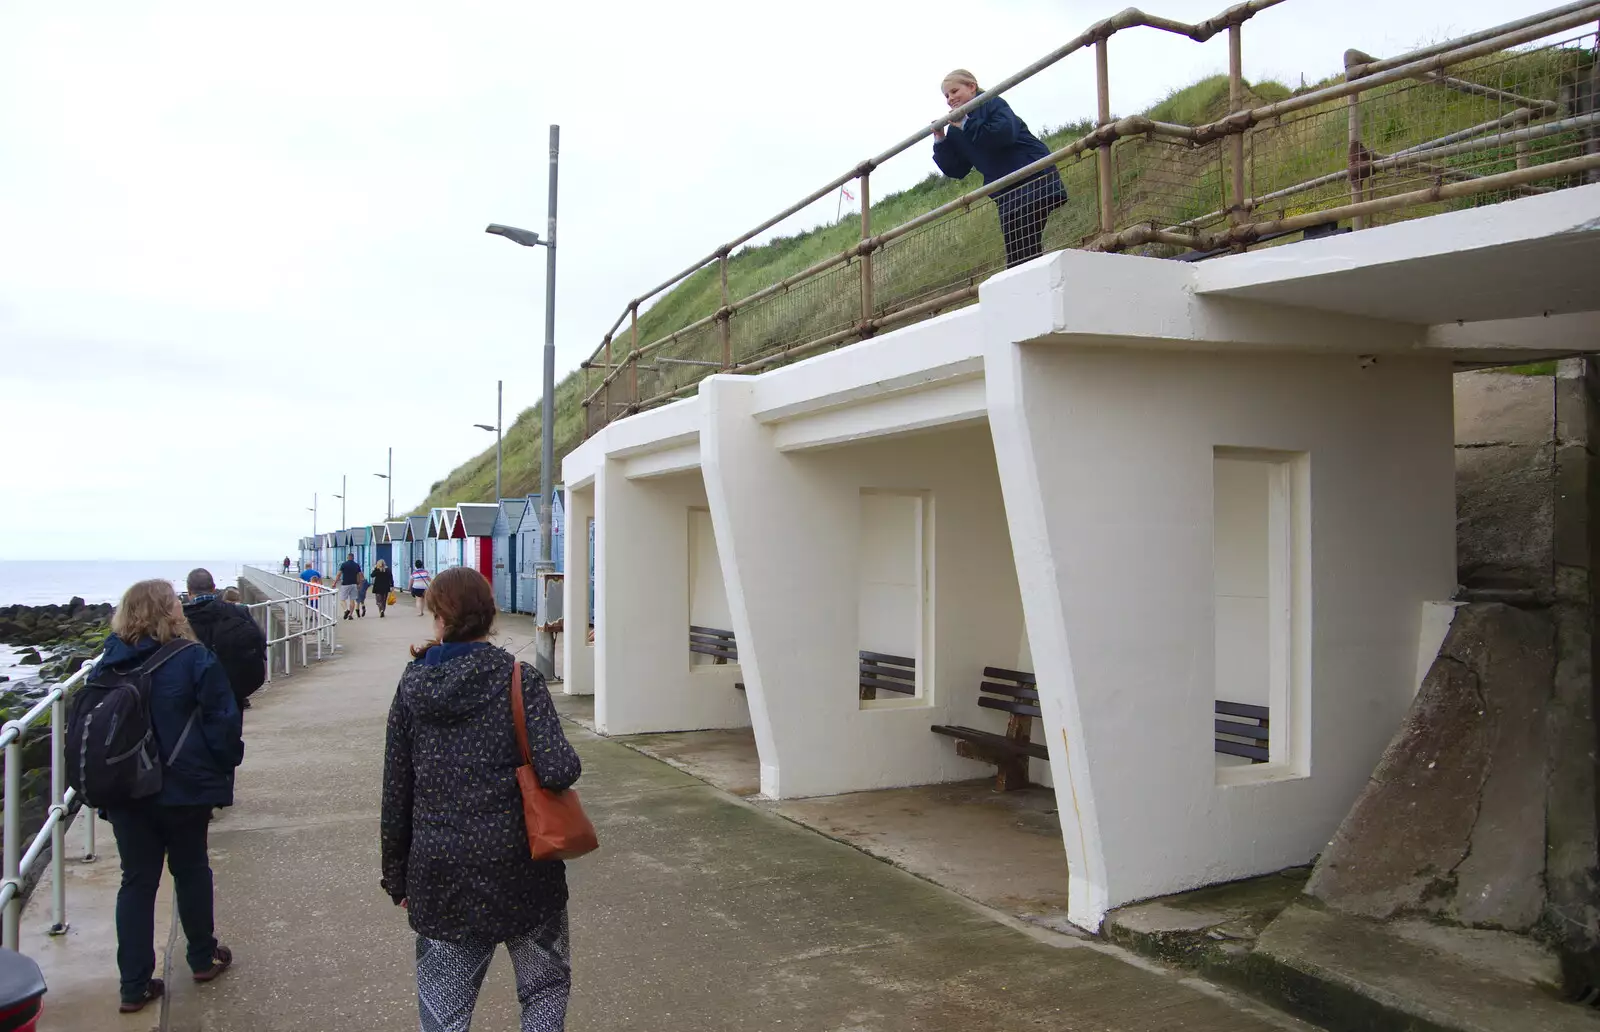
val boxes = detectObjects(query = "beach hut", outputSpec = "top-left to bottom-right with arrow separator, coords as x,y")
444,507 -> 465,571
405,515 -> 430,579
552,488 -> 566,574
492,498 -> 529,613
425,510 -> 444,574
455,503 -> 499,580
371,524 -> 390,570
514,494 -> 541,615
385,521 -> 410,581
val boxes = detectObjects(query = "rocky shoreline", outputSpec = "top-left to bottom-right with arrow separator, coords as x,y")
0,598 -> 114,691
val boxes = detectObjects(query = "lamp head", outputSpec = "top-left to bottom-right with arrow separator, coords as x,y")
486,223 -> 543,247
474,423 -> 497,432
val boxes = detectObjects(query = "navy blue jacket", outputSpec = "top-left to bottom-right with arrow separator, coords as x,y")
933,96 -> 1065,211
99,634 -> 245,808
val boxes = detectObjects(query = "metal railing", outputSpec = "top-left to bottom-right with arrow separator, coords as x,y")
580,0 -> 1600,434
241,567 -> 341,669
0,659 -> 98,949
0,574 -> 339,952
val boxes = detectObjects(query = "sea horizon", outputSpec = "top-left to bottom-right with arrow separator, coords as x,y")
0,559 -> 278,608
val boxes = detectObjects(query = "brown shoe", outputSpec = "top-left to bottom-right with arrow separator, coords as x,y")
193,945 -> 233,983
119,977 -> 164,1013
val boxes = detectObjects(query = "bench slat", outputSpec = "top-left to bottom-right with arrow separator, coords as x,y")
689,632 -> 737,647
1215,738 -> 1270,762
1215,718 -> 1269,741
859,673 -> 917,695
982,666 -> 1037,686
690,643 -> 739,660
979,696 -> 1043,718
689,625 -> 737,638
980,681 -> 1040,702
859,649 -> 916,668
930,724 -> 1048,760
1215,700 -> 1270,721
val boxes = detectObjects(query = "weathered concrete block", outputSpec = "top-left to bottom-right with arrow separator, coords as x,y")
1454,371 -> 1556,593
1306,603 -> 1554,932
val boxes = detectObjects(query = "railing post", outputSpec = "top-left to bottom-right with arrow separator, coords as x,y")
3,730 -> 20,949
48,695 -> 66,935
629,304 -> 640,411
1345,49 -> 1368,230
582,362 -> 592,439
1095,37 -> 1115,240
858,171 -> 874,333
1228,23 -> 1248,228
264,604 -> 274,684
719,255 -> 732,369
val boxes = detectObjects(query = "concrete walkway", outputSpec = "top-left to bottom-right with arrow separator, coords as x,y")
24,607 -> 1317,1031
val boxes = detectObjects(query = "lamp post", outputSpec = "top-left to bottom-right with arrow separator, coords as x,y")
473,380 -> 503,501
332,474 -> 347,533
308,494 -> 317,537
487,124 -> 559,678
374,447 -> 392,520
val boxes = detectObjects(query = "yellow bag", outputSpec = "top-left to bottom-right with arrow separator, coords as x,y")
387,591 -> 398,605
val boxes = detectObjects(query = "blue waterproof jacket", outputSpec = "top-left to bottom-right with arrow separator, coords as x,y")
932,96 -> 1066,211
98,634 -> 245,807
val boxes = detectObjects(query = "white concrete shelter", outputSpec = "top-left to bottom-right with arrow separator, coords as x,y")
564,184 -> 1600,930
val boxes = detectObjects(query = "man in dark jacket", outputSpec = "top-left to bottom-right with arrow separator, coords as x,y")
183,569 -> 267,711
932,68 -> 1067,268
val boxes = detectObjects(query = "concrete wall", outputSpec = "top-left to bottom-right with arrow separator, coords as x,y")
703,375 -> 1029,799
593,464 -> 748,735
562,483 -> 595,697
986,342 -> 1458,927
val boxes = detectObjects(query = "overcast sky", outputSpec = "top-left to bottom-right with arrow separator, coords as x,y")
0,0 -> 1556,559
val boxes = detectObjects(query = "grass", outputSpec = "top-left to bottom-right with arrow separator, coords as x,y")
414,39 -> 1596,513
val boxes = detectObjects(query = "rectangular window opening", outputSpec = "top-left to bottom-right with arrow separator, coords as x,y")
1214,448 -> 1306,784
857,490 -> 932,709
688,508 -> 735,671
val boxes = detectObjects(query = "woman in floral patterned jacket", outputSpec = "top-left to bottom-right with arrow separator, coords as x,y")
381,566 -> 582,1032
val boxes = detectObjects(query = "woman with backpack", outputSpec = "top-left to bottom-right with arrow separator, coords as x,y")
370,559 -> 395,618
380,567 -> 583,1030
95,579 -> 244,1013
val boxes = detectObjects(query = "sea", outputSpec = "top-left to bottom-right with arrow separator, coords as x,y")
0,559 -> 273,691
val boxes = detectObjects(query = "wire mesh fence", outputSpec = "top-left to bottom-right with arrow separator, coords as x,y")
582,5 -> 1600,434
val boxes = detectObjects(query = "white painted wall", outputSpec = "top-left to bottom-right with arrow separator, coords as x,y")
593,463 -> 748,735
561,483 -> 595,697
987,340 -> 1457,929
702,374 -> 1029,800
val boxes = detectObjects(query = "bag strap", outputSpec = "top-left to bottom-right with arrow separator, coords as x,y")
510,661 -> 538,781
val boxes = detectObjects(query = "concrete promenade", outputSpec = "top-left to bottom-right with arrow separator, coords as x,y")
23,607 -> 1315,1031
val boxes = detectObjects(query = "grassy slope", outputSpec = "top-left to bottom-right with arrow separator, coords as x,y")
416,45 -> 1581,512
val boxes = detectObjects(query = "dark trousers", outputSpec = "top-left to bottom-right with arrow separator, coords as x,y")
106,803 -> 217,1001
997,174 -> 1066,269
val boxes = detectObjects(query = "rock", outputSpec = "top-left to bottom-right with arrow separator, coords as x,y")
17,649 -> 41,666
1305,602 -> 1554,932
0,676 -> 8,683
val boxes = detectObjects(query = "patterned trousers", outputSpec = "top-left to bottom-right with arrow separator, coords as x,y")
415,910 -> 570,1032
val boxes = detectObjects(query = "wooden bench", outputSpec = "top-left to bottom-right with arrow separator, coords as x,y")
1215,701 -> 1269,763
689,625 -> 745,691
859,651 -> 917,701
930,667 -> 1045,791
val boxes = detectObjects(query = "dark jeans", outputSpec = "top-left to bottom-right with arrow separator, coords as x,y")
997,174 -> 1067,269
106,803 -> 217,1001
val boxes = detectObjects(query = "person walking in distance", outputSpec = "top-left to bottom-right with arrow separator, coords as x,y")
182,569 -> 267,712
371,559 -> 395,618
95,579 -> 243,1013
281,556 -> 292,576
358,566 -> 371,619
931,68 -> 1067,269
334,552 -> 363,622
381,568 -> 582,1031
410,560 -> 431,617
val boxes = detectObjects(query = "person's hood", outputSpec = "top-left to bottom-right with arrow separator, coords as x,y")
101,633 -> 165,668
182,598 -> 226,627
398,644 -> 514,725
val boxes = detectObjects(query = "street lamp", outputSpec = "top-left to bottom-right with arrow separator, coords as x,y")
374,447 -> 393,520
487,124 -> 560,679
473,381 -> 503,500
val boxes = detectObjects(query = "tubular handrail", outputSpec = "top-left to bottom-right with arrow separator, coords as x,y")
0,569 -> 343,953
580,1 -> 1600,431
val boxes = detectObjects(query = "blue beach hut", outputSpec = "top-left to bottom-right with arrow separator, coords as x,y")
491,498 -> 529,613
406,515 -> 430,578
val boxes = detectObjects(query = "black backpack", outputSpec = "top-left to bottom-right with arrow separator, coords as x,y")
66,640 -> 196,808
